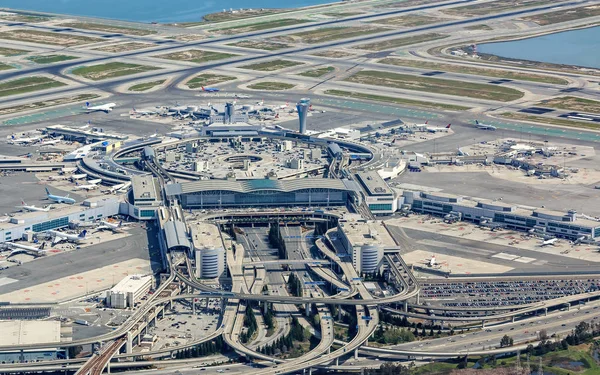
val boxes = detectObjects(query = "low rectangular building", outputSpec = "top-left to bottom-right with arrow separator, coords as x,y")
0,321 -> 64,362
337,219 -> 397,274
356,171 -> 397,215
106,274 -> 152,309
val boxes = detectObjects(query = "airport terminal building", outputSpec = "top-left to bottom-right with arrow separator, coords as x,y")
165,178 -> 360,209
404,191 -> 600,240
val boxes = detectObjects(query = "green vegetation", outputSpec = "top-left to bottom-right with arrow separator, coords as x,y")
0,93 -> 99,116
324,12 -> 363,18
26,55 -> 78,64
257,317 -> 312,358
172,336 -> 226,359
0,47 -> 29,56
311,50 -> 354,59
442,0 -> 551,16
92,42 -> 154,53
239,307 -> 258,344
60,22 -> 156,36
370,14 -> 446,27
287,272 -> 303,297
324,89 -> 471,111
239,59 -> 304,72
345,70 -> 524,102
227,40 -> 290,51
154,49 -> 237,63
500,112 -> 600,131
202,9 -> 283,23
0,76 -> 66,98
539,96 -> 600,113
215,19 -> 309,35
0,30 -> 103,46
128,79 -> 166,92
464,24 -> 493,31
298,66 -> 335,78
379,57 -> 569,85
247,82 -> 295,90
72,62 -> 161,81
186,73 -> 236,89
264,304 -> 276,337
275,26 -> 387,44
0,14 -> 50,22
520,5 -> 600,25
358,33 -> 448,51
0,63 -> 13,71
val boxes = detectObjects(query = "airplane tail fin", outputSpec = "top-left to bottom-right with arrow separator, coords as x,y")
425,120 -> 428,125
85,102 -> 90,108
476,120 -> 480,125
118,220 -> 123,227
201,86 -> 205,91
446,124 -> 451,129
39,242 -> 45,250
45,188 -> 50,196
21,199 -> 25,205
79,230 -> 87,238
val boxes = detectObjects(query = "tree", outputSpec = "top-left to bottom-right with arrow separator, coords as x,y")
500,334 -> 513,348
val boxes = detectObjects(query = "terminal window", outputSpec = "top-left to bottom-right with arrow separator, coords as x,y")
368,204 -> 393,211
141,210 -> 155,218
32,217 -> 69,232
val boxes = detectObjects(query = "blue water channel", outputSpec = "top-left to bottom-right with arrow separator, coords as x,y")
478,26 -> 600,69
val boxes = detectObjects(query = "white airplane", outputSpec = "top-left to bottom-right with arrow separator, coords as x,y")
277,102 -> 289,109
16,200 -> 52,212
475,120 -> 497,130
45,188 -> 76,204
256,99 -> 264,106
48,175 -> 69,181
103,182 -> 131,194
8,134 -> 44,145
47,229 -> 87,245
79,122 -> 91,130
73,182 -> 99,191
85,102 -> 116,113
7,241 -> 47,257
427,124 -> 452,133
131,107 -> 156,116
234,94 -> 250,99
60,167 -> 78,174
70,174 -> 88,181
38,138 -> 62,146
95,220 -> 130,233
541,238 -> 558,247
87,179 -> 102,185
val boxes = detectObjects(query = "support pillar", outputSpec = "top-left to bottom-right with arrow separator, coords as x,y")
206,298 -> 209,310
305,303 -> 311,317
263,301 -> 268,314
192,298 -> 196,315
567,303 -> 570,311
481,320 -> 486,328
126,332 -> 133,354
336,357 -> 339,366
354,348 -> 358,360
440,320 -> 444,330
308,367 -> 312,375
544,307 -> 548,316
403,302 -> 408,313
512,316 -> 515,323
337,305 -> 341,321
107,361 -> 111,374
416,291 -> 420,305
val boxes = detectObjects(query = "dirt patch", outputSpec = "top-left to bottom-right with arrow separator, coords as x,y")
0,29 -> 103,46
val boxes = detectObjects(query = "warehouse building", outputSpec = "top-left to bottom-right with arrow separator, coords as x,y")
404,191 -> 600,240
105,274 -> 152,309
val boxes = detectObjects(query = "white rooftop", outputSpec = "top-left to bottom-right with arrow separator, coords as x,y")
0,321 -> 61,346
110,274 -> 152,294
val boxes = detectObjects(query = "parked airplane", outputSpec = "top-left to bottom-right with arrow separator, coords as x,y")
540,238 -> 558,246
79,121 -> 91,130
201,86 -> 220,93
427,124 -> 452,133
60,167 -> 78,174
7,241 -> 46,257
234,94 -> 250,99
47,230 -> 87,245
47,175 -> 69,181
16,200 -> 52,212
87,179 -> 102,185
85,102 -> 116,113
475,120 -> 497,130
8,134 -> 45,145
73,182 -> 99,191
38,138 -> 62,146
96,220 -> 130,233
45,188 -> 76,204
131,107 -> 157,116
70,174 -> 88,181
103,182 -> 131,194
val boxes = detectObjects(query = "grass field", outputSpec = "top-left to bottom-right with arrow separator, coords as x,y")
274,26 -> 387,44
539,96 -> 600,113
239,59 -> 304,71
520,5 -> 600,25
0,47 -> 29,56
154,49 -> 237,63
298,66 -> 335,78
0,63 -> 13,71
227,40 -> 290,51
464,24 -> 493,31
0,30 -> 103,47
370,14 -> 447,27
93,42 -> 154,53
442,0 -> 551,16
215,19 -> 309,35
129,80 -> 166,92
311,50 -> 354,58
0,14 -> 50,22
0,93 -> 99,116
378,57 -> 569,85
186,73 -> 236,89
26,55 -> 78,64
358,33 -> 448,51
247,82 -> 296,90
345,70 -> 524,102
324,89 -> 471,111
323,12 -> 363,18
0,76 -> 66,98
72,62 -> 161,81
499,112 -> 600,130
60,22 -> 156,36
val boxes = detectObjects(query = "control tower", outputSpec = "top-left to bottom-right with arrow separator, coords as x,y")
296,98 -> 310,134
